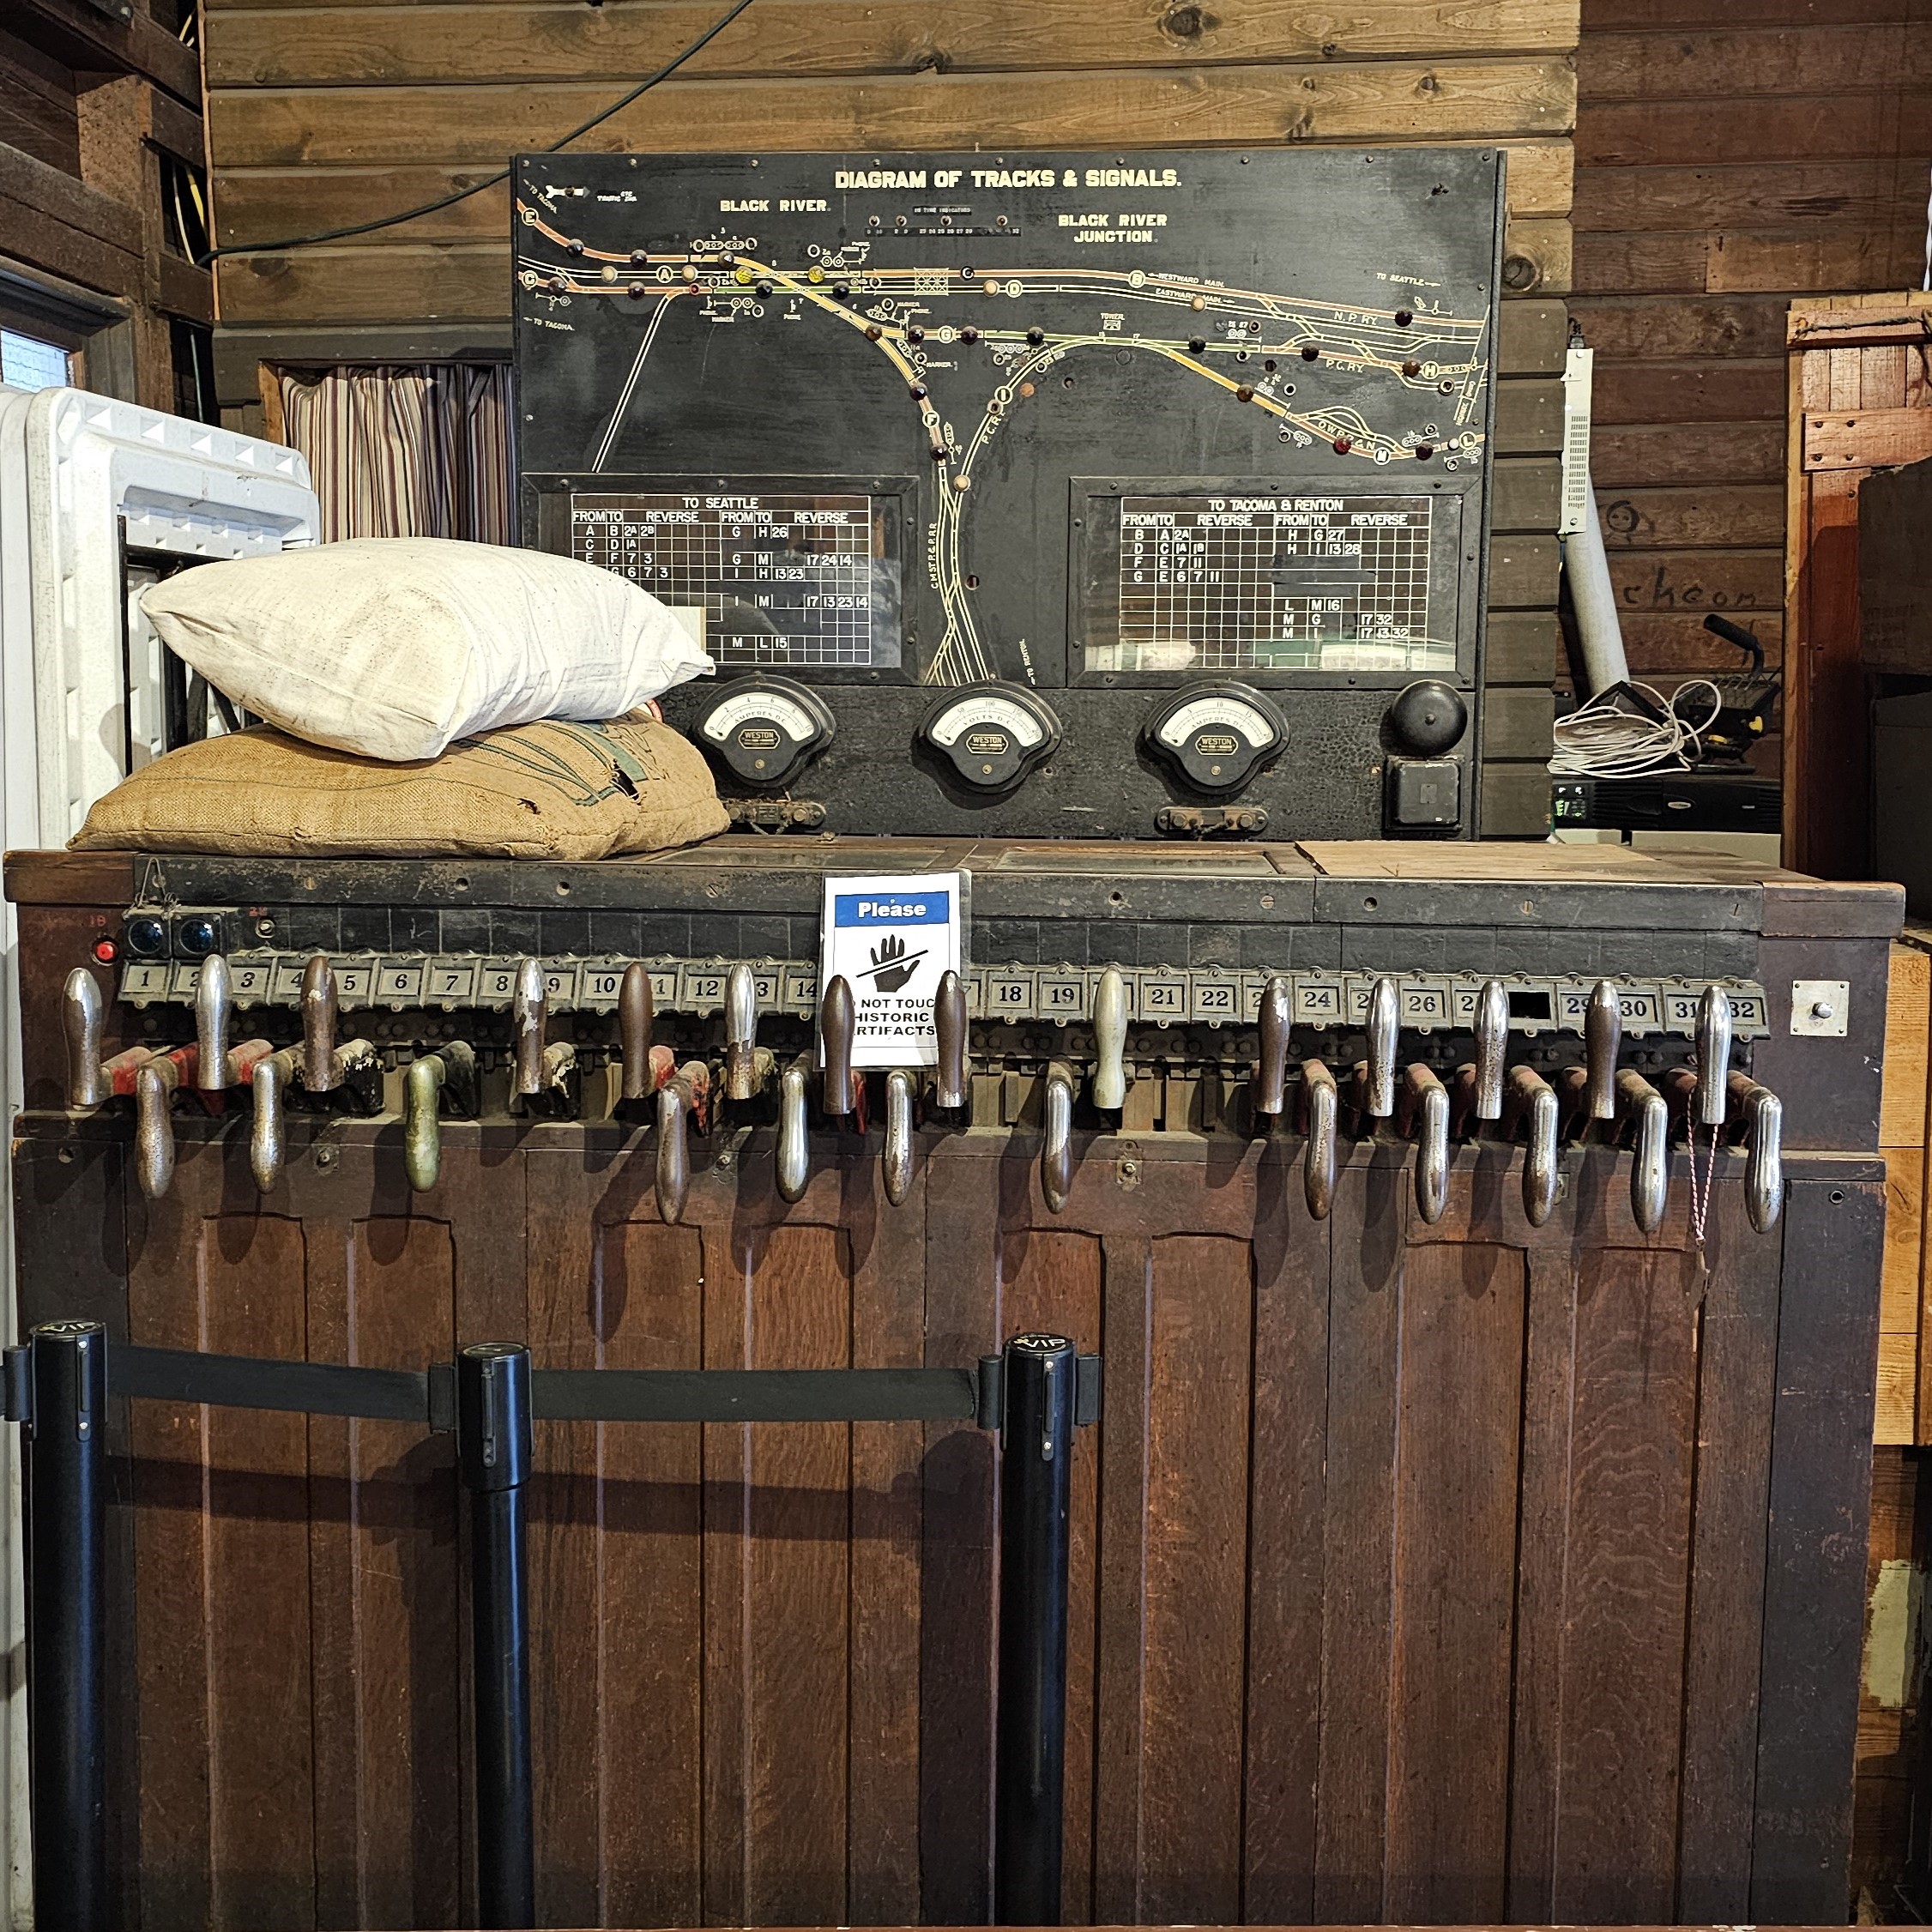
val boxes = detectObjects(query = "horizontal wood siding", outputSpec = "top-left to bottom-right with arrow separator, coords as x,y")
199,0 -> 1580,839
1571,0 -> 1929,802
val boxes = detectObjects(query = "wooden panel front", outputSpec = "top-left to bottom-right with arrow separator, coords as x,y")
11,1120 -> 1878,1929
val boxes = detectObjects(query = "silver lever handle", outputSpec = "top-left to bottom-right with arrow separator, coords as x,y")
1616,1067 -> 1669,1235
1585,980 -> 1621,1121
1405,1063 -> 1450,1225
1091,967 -> 1128,1111
1474,978 -> 1509,1120
512,958 -> 546,1097
1728,1070 -> 1784,1234
1695,985 -> 1732,1126
820,975 -> 856,1115
724,963 -> 760,1101
63,968 -> 106,1109
1365,975 -> 1399,1119
1302,1060 -> 1338,1221
933,969 -> 969,1110
655,1065 -> 705,1225
1506,1064 -> 1560,1228
250,1045 -> 302,1194
776,1054 -> 812,1203
884,1068 -> 916,1206
135,1054 -> 182,1199
1254,974 -> 1291,1119
301,956 -> 339,1093
1042,1060 -> 1076,1214
195,953 -> 232,1090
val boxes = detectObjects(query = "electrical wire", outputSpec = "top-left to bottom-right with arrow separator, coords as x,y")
1549,679 -> 1724,780
195,0 -> 758,268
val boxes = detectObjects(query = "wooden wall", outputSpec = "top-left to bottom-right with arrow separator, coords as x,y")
0,0 -> 213,414
198,0 -> 1581,836
1571,0 -> 1931,788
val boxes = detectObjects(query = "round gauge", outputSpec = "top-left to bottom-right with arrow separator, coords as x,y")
1142,681 -> 1288,794
691,676 -> 836,788
919,682 -> 1063,791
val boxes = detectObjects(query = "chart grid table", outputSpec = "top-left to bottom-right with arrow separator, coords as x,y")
1114,493 -> 1446,673
571,491 -> 894,666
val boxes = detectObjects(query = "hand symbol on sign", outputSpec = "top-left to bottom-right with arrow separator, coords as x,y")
867,933 -> 920,993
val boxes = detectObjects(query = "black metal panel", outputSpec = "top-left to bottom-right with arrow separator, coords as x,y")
512,148 -> 1504,838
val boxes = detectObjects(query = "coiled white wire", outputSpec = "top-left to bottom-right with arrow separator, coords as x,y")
1549,679 -> 1724,780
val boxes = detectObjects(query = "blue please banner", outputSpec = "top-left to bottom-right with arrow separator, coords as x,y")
833,892 -> 951,927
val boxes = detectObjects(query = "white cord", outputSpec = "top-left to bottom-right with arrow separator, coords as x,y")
1549,678 -> 1724,779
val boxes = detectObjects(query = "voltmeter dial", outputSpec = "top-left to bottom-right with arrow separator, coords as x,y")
919,682 -> 1062,791
1142,682 -> 1288,794
692,676 -> 836,788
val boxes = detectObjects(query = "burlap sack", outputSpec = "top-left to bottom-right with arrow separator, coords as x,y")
71,716 -> 728,860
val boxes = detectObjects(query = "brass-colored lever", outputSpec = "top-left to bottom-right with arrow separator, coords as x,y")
1504,1064 -> 1560,1228
1474,978 -> 1509,1120
777,1054 -> 812,1202
933,969 -> 969,1110
1585,981 -> 1621,1120
1365,975 -> 1399,1119
301,956 -> 340,1094
1254,974 -> 1291,1120
1728,1070 -> 1784,1234
63,968 -> 107,1109
820,975 -> 856,1115
884,1068 -> 916,1206
1616,1067 -> 1669,1235
1301,1060 -> 1338,1221
1404,1063 -> 1450,1225
1042,1059 -> 1076,1214
405,1042 -> 479,1192
1091,967 -> 1128,1111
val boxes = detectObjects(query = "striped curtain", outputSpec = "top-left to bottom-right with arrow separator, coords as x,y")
278,364 -> 516,544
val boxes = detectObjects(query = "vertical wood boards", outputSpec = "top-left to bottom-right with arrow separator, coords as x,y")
8,1117 -> 1879,1924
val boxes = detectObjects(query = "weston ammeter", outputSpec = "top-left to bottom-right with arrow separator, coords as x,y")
1142,683 -> 1288,794
691,677 -> 835,788
919,683 -> 1062,791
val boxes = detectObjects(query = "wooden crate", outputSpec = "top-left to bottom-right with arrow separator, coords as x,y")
1785,293 -> 1932,879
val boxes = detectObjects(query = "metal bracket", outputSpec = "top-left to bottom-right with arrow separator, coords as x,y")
976,1352 -> 1103,1432
1790,978 -> 1850,1037
2,1345 -> 30,1428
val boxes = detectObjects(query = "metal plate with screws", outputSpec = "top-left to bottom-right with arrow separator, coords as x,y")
1790,979 -> 1850,1037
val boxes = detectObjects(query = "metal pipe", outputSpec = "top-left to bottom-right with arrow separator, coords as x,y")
194,952 -> 231,1090
723,963 -> 759,1101
777,1054 -> 812,1202
1090,968 -> 1127,1111
1585,980 -> 1621,1120
1474,978 -> 1509,1120
1041,1060 -> 1075,1214
619,963 -> 655,1102
1302,1060 -> 1338,1220
884,1067 -> 916,1205
135,1054 -> 181,1198
1406,1063 -> 1450,1225
1618,1067 -> 1669,1235
26,1320 -> 108,1932
457,1344 -> 536,1930
63,969 -> 107,1110
301,956 -> 339,1093
820,975 -> 855,1115
1696,985 -> 1732,1126
512,958 -> 546,1098
1254,974 -> 1290,1118
933,969 -> 969,1110
1507,1064 -> 1560,1228
250,1046 -> 301,1194
1729,1070 -> 1784,1234
1365,974 -> 1399,1119
993,1332 -> 1076,1928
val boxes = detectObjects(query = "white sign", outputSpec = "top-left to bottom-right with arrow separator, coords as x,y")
819,871 -> 965,1068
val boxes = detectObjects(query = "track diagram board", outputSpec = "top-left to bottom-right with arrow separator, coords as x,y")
515,149 -> 1503,836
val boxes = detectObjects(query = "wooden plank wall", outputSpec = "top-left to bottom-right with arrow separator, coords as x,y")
197,0 -> 1581,836
1571,0 -> 1931,795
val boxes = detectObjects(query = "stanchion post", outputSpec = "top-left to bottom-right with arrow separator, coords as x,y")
27,1319 -> 109,1932
458,1343 -> 535,1929
993,1331 -> 1076,1927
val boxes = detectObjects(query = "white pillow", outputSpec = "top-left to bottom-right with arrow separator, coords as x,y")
140,536 -> 713,763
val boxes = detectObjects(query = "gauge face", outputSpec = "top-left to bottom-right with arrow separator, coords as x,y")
691,676 -> 835,787
1142,681 -> 1287,794
919,682 -> 1063,791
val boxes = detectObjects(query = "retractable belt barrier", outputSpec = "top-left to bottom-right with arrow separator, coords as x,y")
8,1319 -> 1101,1932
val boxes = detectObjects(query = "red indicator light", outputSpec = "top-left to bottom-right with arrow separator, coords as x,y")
92,938 -> 117,964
